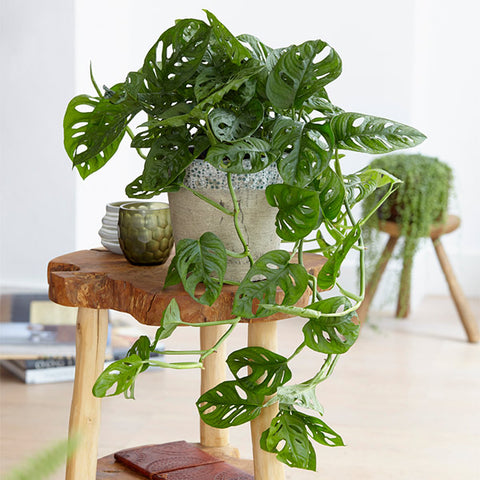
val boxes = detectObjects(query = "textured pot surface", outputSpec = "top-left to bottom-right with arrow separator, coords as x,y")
168,161 -> 282,282
99,201 -> 127,254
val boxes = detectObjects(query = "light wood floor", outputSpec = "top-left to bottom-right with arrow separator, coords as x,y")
1,295 -> 479,480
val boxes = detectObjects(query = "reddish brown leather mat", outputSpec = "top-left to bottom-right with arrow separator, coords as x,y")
113,441 -> 222,478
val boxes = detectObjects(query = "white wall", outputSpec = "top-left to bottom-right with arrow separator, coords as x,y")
411,0 -> 480,298
1,0 -> 478,301
0,0 -> 76,291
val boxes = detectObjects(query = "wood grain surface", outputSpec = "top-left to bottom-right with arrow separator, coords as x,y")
48,249 -> 326,325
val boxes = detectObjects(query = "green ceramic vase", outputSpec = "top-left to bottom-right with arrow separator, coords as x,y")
118,202 -> 173,265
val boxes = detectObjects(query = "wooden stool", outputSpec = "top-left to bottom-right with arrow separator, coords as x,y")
357,215 -> 479,343
47,249 -> 326,480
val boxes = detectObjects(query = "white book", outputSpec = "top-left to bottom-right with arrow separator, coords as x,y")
0,348 -> 164,384
0,359 -> 77,384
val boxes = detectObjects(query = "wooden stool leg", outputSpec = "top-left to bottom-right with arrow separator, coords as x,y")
200,325 -> 229,448
248,321 -> 285,480
396,253 -> 413,318
433,238 -> 480,343
66,308 -> 108,480
357,236 -> 398,324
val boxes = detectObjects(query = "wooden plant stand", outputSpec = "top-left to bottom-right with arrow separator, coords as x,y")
48,249 -> 326,480
356,215 -> 479,343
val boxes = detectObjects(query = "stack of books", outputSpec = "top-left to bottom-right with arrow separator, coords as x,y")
0,348 -> 163,384
0,293 -> 163,384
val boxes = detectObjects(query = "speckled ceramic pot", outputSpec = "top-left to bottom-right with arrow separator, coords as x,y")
118,202 -> 174,265
168,160 -> 282,282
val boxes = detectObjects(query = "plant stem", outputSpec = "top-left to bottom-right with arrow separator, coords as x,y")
147,360 -> 203,369
180,318 -> 240,327
309,274 -> 321,302
287,341 -> 306,361
306,354 -> 339,385
227,173 -> 254,267
182,185 -> 234,216
126,127 -> 148,160
359,183 -> 399,227
225,250 -> 250,260
297,239 -> 304,266
200,317 -> 241,362
89,62 -> 102,96
334,149 -> 366,301
203,117 -> 218,145
260,302 -> 360,319
159,350 -> 205,355
337,283 -> 362,303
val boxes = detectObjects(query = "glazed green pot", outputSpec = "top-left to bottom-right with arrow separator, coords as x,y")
118,202 -> 174,266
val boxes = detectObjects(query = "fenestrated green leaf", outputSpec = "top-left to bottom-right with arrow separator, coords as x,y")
205,137 -> 273,174
272,117 -> 332,187
331,112 -> 427,154
209,99 -> 263,142
296,411 -> 345,447
140,126 -> 194,192
196,380 -> 263,428
142,18 -> 211,91
303,297 -> 359,354
317,225 -> 362,290
266,40 -> 342,110
260,409 -> 316,471
305,296 -> 356,326
173,232 -> 227,306
303,317 -> 359,354
204,10 -> 251,65
92,355 -> 144,399
265,184 -> 321,241
276,383 -> 324,414
344,167 -> 401,207
312,167 -> 345,221
227,347 -> 292,396
232,250 -> 309,318
63,94 -> 135,179
237,34 -> 273,63
303,91 -> 344,117
125,172 -> 185,199
193,60 -> 263,110
127,336 -> 151,373
152,299 -> 183,343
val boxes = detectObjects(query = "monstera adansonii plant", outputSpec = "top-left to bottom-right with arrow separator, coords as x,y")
63,10 -> 425,471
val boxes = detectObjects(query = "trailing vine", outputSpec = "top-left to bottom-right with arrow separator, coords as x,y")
362,154 -> 453,315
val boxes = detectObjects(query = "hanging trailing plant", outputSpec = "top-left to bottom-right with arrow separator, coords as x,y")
362,153 -> 453,315
63,10 -> 426,472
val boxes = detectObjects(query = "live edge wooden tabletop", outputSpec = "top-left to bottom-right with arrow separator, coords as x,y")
48,249 -> 326,325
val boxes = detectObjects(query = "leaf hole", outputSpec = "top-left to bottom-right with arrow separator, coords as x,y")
75,104 -> 94,114
234,385 -> 247,400
236,366 -> 249,378
76,144 -> 88,155
266,263 -> 279,270
352,117 -> 365,128
250,274 -> 266,282
165,45 -> 173,59
314,46 -> 332,63
333,327 -> 346,342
